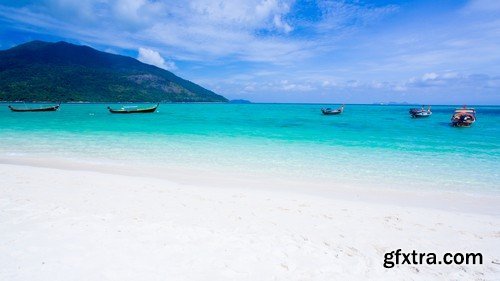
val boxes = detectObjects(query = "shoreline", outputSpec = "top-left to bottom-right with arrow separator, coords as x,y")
1,155 -> 499,216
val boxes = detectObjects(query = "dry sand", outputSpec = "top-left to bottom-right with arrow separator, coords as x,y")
1,162 -> 499,280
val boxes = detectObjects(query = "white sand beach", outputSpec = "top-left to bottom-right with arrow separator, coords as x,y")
1,161 -> 499,281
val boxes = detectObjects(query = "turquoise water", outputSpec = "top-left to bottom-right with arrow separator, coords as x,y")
1,103 -> 499,193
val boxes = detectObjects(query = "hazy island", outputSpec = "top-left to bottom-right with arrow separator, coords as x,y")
0,41 -> 227,103
229,99 -> 252,104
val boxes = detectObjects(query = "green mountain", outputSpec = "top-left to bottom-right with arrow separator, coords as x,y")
0,41 -> 227,102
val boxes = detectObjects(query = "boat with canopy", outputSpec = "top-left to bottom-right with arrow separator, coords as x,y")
409,106 -> 432,118
451,106 -> 476,127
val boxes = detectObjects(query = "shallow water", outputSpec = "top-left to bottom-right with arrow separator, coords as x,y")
1,103 -> 499,193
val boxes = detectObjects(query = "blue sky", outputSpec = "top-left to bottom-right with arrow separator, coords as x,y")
0,0 -> 499,104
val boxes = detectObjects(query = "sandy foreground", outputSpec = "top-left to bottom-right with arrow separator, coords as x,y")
0,162 -> 499,281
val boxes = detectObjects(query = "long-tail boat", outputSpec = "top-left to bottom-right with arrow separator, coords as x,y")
321,104 -> 344,115
8,103 -> 60,112
107,103 -> 159,114
409,106 -> 432,118
451,106 -> 476,127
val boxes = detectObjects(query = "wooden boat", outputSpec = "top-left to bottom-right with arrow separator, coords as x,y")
451,106 -> 476,127
321,105 -> 344,115
8,103 -> 60,112
409,106 -> 432,118
107,103 -> 159,114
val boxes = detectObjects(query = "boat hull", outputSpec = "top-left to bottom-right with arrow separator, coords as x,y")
8,105 -> 60,112
410,112 -> 432,118
321,105 -> 344,115
451,122 -> 473,127
321,110 -> 342,115
107,104 -> 159,114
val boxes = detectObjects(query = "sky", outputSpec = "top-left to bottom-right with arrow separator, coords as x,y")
0,0 -> 499,104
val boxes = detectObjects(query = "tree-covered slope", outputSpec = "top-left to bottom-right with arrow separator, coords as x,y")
0,41 -> 227,102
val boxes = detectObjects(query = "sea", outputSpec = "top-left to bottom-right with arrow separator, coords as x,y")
1,103 -> 499,194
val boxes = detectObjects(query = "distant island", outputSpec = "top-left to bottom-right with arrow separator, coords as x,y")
0,41 -> 227,102
229,99 -> 252,104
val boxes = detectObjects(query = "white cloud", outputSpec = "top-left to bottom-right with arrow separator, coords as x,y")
404,71 -> 500,89
189,0 -> 291,28
316,0 -> 398,31
273,14 -> 292,33
137,47 -> 176,70
422,72 -> 438,81
0,0 -> 390,63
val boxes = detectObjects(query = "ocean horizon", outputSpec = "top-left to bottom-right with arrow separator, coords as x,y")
2,102 -> 500,106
